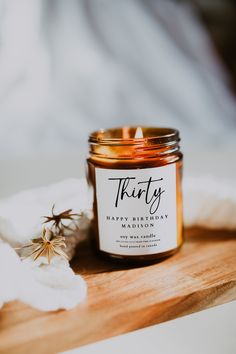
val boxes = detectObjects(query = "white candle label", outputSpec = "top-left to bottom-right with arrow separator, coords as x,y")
95,164 -> 177,256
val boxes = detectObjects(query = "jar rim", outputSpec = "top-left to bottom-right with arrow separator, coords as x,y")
89,126 -> 180,146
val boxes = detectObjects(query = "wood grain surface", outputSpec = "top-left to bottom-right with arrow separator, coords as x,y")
0,228 -> 236,354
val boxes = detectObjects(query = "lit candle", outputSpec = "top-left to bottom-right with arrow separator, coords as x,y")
87,126 -> 183,263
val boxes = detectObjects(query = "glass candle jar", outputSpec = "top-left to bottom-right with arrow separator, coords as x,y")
87,126 -> 183,263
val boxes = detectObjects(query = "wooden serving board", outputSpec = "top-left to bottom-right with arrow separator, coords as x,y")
0,228 -> 236,354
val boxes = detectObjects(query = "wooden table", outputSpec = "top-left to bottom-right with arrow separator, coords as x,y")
0,228 -> 236,354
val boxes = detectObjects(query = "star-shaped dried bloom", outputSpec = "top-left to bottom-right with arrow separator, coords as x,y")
42,204 -> 81,233
21,228 -> 68,264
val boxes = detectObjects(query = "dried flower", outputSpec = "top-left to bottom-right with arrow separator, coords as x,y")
20,228 -> 68,264
42,204 -> 81,233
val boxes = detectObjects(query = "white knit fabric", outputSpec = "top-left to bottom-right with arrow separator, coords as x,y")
184,176 -> 236,230
0,179 -> 90,311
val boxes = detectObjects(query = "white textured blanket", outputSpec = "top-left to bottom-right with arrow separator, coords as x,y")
0,178 -> 89,311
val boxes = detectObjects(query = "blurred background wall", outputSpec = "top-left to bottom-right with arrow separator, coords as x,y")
188,0 -> 236,93
0,0 -> 235,196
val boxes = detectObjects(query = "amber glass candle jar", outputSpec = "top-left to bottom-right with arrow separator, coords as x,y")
87,126 -> 183,263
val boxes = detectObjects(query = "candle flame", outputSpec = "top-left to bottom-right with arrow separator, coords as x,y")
134,126 -> 143,139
